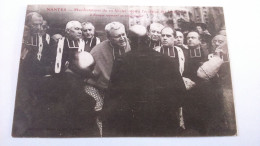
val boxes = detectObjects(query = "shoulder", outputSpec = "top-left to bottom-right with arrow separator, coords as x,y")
90,40 -> 110,54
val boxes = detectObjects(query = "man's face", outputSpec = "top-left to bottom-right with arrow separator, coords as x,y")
174,31 -> 184,47
67,24 -> 82,40
82,24 -> 95,39
148,26 -> 162,42
39,20 -> 49,36
29,15 -> 43,35
187,32 -> 201,47
196,26 -> 203,34
161,28 -> 174,48
212,35 -> 226,49
23,26 -> 30,38
108,27 -> 127,48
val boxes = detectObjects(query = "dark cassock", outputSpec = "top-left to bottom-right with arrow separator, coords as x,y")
154,46 -> 186,76
183,44 -> 209,82
102,42 -> 186,137
19,33 -> 53,77
14,37 -> 98,137
181,44 -> 221,136
196,51 -> 236,136
84,36 -> 101,52
13,33 -> 54,136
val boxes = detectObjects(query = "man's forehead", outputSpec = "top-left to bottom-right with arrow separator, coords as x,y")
188,32 -> 199,37
72,23 -> 82,29
83,24 -> 94,29
213,35 -> 226,41
66,21 -> 82,30
110,27 -> 125,36
176,31 -> 183,37
150,26 -> 162,31
161,28 -> 173,35
31,15 -> 43,23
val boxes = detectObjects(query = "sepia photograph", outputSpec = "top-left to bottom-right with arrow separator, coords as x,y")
11,5 -> 237,137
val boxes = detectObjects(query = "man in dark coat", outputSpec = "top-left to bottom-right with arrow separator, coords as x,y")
181,31 -> 210,135
102,25 -> 186,137
13,12 -> 53,137
196,35 -> 236,135
13,20 -> 98,137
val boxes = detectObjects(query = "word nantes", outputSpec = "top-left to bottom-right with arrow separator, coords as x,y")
47,8 -> 66,11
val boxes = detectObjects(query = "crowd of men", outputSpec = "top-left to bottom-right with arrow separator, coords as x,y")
12,11 -> 236,137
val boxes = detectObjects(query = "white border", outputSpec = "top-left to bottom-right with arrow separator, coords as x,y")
1,0 -> 260,145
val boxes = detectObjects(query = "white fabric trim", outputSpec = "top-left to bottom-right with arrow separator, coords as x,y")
175,46 -> 185,76
55,37 -> 65,73
96,37 -> 101,45
46,34 -> 50,44
37,35 -> 43,61
78,38 -> 85,52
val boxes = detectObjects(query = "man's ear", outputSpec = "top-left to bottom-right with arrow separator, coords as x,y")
65,29 -> 70,34
199,37 -> 202,42
107,35 -> 112,41
147,31 -> 151,38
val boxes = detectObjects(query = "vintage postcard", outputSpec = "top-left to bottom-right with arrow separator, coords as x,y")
12,5 -> 236,137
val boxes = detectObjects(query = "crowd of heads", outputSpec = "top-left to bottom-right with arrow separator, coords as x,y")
24,12 -> 227,53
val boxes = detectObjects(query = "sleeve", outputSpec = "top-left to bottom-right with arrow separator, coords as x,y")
197,55 -> 224,80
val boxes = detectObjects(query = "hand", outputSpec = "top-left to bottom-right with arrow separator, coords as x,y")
183,77 -> 196,90
64,61 -> 70,70
20,47 -> 29,60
